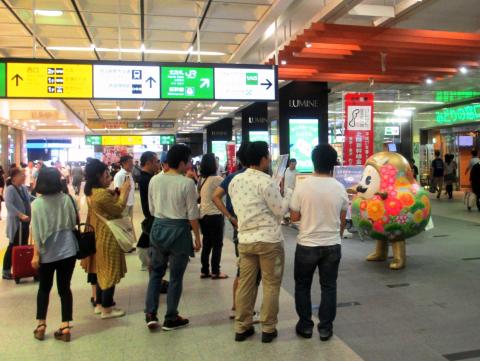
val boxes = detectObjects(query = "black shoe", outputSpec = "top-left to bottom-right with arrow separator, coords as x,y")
2,274 -> 13,280
235,327 -> 255,342
296,328 -> 313,339
262,329 -> 278,343
146,314 -> 160,331
162,316 -> 189,331
319,329 -> 333,342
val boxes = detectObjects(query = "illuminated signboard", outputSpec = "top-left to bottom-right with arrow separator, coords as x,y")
93,65 -> 160,99
435,104 -> 480,125
160,135 -> 175,145
7,63 -> 92,98
214,67 -> 275,100
0,63 -> 5,97
102,135 -> 143,146
212,141 -> 228,167
161,67 -> 213,99
289,118 -> 319,173
435,91 -> 480,103
249,131 -> 269,143
385,126 -> 400,136
85,135 -> 102,145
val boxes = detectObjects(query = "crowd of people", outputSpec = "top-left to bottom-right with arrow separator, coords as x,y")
0,142 -> 348,344
2,143 -> 479,344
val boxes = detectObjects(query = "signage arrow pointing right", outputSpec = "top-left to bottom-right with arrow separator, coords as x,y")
146,76 -> 156,88
200,78 -> 210,88
261,79 -> 272,90
11,74 -> 23,86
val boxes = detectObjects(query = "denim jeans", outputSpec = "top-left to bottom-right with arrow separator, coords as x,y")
145,244 -> 189,321
96,285 -> 116,308
294,244 -> 341,332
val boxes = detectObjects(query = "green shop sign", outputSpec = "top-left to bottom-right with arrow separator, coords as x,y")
159,135 -> 175,145
85,135 -> 102,145
161,67 -> 214,99
435,104 -> 480,125
435,91 -> 480,103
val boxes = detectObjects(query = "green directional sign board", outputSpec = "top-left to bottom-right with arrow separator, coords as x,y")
161,67 -> 214,99
160,135 -> 175,145
435,104 -> 480,125
0,63 -> 5,97
85,135 -> 102,145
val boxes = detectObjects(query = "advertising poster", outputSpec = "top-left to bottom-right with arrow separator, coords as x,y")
289,118 -> 319,173
333,165 -> 364,189
211,141 -> 228,168
102,146 -> 132,164
343,93 -> 374,166
226,142 -> 237,174
249,131 -> 270,143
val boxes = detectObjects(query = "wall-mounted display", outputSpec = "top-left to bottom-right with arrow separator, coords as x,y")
289,118 -> 319,173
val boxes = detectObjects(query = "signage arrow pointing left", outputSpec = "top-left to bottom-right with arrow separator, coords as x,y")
146,76 -> 156,88
11,74 -> 23,86
261,79 -> 272,90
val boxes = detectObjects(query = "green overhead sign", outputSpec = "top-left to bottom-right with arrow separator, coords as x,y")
161,67 -> 214,99
160,135 -> 175,145
0,63 -> 5,97
435,103 -> 480,125
85,135 -> 102,145
435,91 -> 480,103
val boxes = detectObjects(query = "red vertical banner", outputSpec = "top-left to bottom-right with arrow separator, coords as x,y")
343,93 -> 374,166
226,142 -> 237,174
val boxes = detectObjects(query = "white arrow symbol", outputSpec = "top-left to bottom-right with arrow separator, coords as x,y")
200,78 -> 210,88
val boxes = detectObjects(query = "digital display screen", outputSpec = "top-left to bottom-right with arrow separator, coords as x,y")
160,135 -> 176,145
458,135 -> 474,147
214,68 -> 275,100
7,63 -> 92,98
85,135 -> 102,145
211,141 -> 228,168
161,67 -> 213,99
387,143 -> 397,152
93,65 -> 160,99
289,119 -> 319,173
249,131 -> 269,143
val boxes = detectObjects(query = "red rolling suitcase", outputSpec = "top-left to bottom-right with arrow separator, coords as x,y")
11,225 -> 38,284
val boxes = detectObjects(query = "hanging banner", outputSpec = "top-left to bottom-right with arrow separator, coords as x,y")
343,93 -> 374,166
226,142 -> 237,174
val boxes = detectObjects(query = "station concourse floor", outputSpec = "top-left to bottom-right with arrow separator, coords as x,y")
0,190 -> 479,361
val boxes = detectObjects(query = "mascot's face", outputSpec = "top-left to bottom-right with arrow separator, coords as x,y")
356,165 -> 381,200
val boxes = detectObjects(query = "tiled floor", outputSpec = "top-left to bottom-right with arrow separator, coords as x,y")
0,190 -> 364,361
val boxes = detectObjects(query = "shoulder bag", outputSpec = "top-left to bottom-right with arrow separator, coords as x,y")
94,208 -> 136,253
67,195 -> 96,259
197,176 -> 209,204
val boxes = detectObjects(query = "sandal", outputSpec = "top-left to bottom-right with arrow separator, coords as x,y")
211,273 -> 229,280
33,324 -> 46,341
200,273 -> 211,279
54,326 -> 71,342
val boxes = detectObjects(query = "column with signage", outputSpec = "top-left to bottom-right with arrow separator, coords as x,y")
240,102 -> 269,143
206,118 -> 233,168
279,82 -> 329,173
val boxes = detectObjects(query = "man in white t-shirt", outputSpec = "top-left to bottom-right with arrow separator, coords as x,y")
289,144 -> 348,342
284,158 -> 298,190
465,149 -> 480,176
113,155 -> 135,218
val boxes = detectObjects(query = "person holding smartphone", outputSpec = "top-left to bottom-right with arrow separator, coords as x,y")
113,155 -> 135,219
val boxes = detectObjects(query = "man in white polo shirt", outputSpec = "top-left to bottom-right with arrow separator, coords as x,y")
229,141 -> 292,344
290,144 -> 348,342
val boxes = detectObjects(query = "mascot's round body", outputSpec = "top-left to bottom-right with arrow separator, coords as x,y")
351,152 -> 431,270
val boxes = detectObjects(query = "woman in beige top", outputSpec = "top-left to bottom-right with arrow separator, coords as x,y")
82,159 -> 131,319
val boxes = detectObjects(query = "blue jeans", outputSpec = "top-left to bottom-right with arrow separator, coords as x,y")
294,244 -> 341,332
145,245 -> 189,321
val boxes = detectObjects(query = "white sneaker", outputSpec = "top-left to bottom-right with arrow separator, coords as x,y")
94,305 -> 102,315
101,308 -> 125,319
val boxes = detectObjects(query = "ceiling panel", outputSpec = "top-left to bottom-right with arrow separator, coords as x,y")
201,18 -> 256,33
145,29 -> 193,42
49,50 -> 97,60
0,8 -> 18,23
8,0 -> 74,11
16,10 -> 80,26
0,36 -> 35,48
145,0 -> 203,17
82,13 -> 140,28
200,31 -> 246,44
207,3 -> 269,21
77,0 -> 140,14
146,15 -> 198,31
0,23 -> 31,36
91,27 -> 141,41
43,37 -> 91,47
34,25 -> 86,38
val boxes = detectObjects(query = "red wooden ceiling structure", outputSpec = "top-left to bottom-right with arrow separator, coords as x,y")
271,23 -> 480,84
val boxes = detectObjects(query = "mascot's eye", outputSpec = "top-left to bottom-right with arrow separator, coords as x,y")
366,176 -> 372,185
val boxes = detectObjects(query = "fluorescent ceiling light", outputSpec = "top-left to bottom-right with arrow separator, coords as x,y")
219,106 -> 238,110
46,46 -> 225,56
197,121 -> 211,124
97,108 -> 154,112
393,108 -> 414,117
425,78 -> 434,85
34,9 -> 63,16
374,100 -> 443,105
210,112 -> 229,116
203,117 -> 218,120
459,66 -> 468,74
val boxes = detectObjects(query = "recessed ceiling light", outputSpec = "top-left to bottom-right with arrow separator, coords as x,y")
281,60 -> 287,65
34,9 -> 63,17
137,115 -> 141,120
117,115 -> 121,120
425,78 -> 434,85
459,66 -> 468,74
305,42 -> 312,48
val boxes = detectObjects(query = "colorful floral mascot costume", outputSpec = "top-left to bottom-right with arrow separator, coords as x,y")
352,152 -> 431,270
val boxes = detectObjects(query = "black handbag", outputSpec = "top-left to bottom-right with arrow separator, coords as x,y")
68,195 -> 96,259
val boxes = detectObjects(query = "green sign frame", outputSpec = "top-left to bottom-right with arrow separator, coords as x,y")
161,66 -> 214,99
0,63 -> 5,97
435,104 -> 480,125
85,135 -> 102,145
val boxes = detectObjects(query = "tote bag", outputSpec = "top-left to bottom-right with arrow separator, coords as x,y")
95,210 -> 136,253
